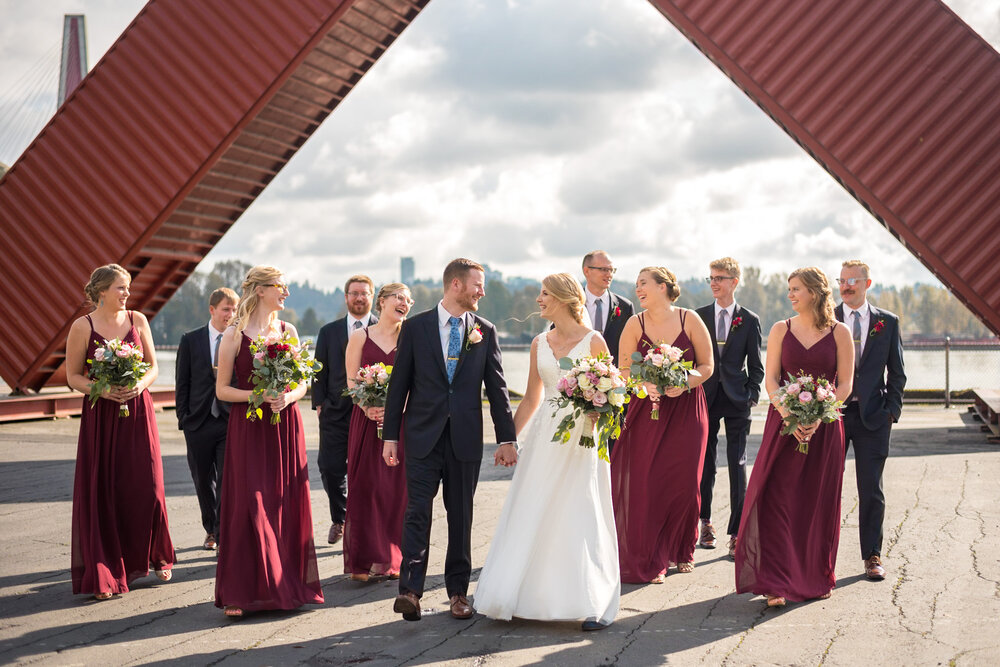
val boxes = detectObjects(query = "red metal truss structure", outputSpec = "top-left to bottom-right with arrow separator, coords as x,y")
2,0 -> 999,395
0,0 -> 428,393
648,0 -> 1000,333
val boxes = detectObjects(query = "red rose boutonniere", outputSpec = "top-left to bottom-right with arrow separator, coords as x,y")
730,316 -> 743,333
870,319 -> 886,337
614,305 -> 621,318
466,323 -> 483,350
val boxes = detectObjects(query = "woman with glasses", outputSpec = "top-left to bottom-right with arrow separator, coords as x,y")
342,283 -> 413,581
213,266 -> 324,617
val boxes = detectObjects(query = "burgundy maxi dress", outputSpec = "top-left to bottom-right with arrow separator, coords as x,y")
735,321 -> 845,602
343,329 -> 407,577
611,311 -> 709,582
71,312 -> 175,595
215,326 -> 324,611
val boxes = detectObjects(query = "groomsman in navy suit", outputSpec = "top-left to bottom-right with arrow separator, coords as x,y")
835,260 -> 906,581
581,250 -> 634,366
696,258 -> 764,558
313,275 -> 377,544
176,287 -> 238,551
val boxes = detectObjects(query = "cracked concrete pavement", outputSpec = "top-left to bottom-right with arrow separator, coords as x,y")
1,404 -> 998,666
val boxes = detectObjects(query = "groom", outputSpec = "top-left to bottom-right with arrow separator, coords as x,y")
383,258 -> 517,621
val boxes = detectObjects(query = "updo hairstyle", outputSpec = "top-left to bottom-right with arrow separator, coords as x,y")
84,264 -> 131,306
374,282 -> 411,314
542,273 -> 587,325
641,266 -> 681,302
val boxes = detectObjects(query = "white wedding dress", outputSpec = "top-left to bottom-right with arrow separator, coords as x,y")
473,331 -> 620,624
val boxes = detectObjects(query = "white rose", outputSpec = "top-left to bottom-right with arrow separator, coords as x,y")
608,391 -> 625,407
578,374 -> 593,390
596,376 -> 614,392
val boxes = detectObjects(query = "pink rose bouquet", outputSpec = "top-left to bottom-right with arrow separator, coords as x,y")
630,344 -> 701,420
773,371 -> 843,454
247,331 -> 322,424
87,338 -> 151,417
550,353 -> 631,462
343,362 -> 393,439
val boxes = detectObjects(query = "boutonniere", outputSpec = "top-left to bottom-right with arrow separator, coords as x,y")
730,316 -> 743,333
466,323 -> 483,350
613,305 -> 621,318
870,318 -> 885,337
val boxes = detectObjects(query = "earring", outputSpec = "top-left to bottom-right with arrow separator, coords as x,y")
99,299 -> 104,307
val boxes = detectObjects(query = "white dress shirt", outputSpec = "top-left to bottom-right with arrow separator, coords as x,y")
347,312 -> 373,335
713,301 -> 736,344
844,300 -> 871,359
585,288 -> 610,331
208,322 -> 226,362
437,301 -> 468,361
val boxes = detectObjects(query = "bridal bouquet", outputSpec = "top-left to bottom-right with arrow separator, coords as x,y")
343,362 -> 392,439
247,331 -> 322,424
630,344 -> 701,419
773,371 -> 843,454
550,354 -> 630,462
87,338 -> 151,417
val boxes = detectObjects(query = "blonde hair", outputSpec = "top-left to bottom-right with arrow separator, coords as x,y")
640,266 -> 681,301
841,260 -> 870,279
232,265 -> 282,334
374,282 -> 411,314
789,267 -> 836,330
542,273 -> 587,324
84,264 -> 130,306
709,257 -> 741,280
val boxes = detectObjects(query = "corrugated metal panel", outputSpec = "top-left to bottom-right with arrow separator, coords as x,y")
0,0 -> 429,393
649,0 -> 1000,334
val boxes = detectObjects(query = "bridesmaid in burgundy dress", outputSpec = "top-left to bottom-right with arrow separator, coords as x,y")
342,282 -> 412,581
214,266 -> 323,617
65,264 -> 175,600
735,267 -> 853,607
611,266 -> 713,583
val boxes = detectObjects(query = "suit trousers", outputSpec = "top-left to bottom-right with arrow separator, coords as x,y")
183,415 -> 227,537
399,425 -> 481,598
843,402 -> 891,559
318,409 -> 350,524
699,391 -> 750,536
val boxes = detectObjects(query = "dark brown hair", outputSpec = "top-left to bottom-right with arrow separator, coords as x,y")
640,266 -> 681,301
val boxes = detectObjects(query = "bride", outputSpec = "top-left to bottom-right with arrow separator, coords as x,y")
473,273 -> 620,631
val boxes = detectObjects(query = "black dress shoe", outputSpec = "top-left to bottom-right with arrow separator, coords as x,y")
393,592 -> 421,621
581,618 -> 610,631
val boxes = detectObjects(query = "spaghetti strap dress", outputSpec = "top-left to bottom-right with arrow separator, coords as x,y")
71,312 -> 174,595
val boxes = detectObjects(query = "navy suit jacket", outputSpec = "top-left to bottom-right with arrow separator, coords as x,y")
835,303 -> 906,430
312,314 -> 377,419
176,325 -> 227,431
382,308 -> 516,462
696,303 -> 764,407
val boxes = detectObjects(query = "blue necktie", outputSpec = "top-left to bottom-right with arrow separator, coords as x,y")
447,316 -> 462,383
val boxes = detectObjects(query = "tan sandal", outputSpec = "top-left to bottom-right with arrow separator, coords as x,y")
649,572 -> 666,584
766,595 -> 786,607
817,591 -> 832,600
154,568 -> 172,582
224,606 -> 244,617
677,562 -> 694,574
350,573 -> 370,582
93,591 -> 113,601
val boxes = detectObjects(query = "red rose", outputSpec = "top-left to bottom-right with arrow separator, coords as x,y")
267,346 -> 278,358
614,306 -> 621,317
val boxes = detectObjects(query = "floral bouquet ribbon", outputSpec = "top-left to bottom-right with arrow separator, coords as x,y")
88,338 -> 151,417
550,353 -> 631,462
247,331 -> 322,425
630,344 -> 701,420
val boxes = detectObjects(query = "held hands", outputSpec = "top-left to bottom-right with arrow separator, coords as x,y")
494,443 -> 518,467
383,440 -> 399,467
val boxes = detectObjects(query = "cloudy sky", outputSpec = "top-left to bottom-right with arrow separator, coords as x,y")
1,0 -> 998,289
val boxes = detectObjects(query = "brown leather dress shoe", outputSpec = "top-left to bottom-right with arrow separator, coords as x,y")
865,555 -> 886,580
699,520 -> 717,549
727,536 -> 737,560
328,523 -> 344,545
203,533 -> 217,551
393,591 -> 421,621
450,594 -> 474,619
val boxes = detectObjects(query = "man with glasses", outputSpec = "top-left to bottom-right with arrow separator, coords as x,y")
696,258 -> 763,557
313,275 -> 378,544
581,250 -> 633,366
834,260 -> 905,581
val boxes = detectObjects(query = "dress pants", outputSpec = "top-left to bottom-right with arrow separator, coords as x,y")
699,390 -> 750,537
183,415 -> 227,537
399,425 -> 480,598
318,409 -> 350,524
843,402 -> 891,559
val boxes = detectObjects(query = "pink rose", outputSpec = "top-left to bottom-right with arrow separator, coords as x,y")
94,348 -> 105,361
115,348 -> 129,358
565,375 -> 578,389
583,388 -> 596,401
786,383 -> 800,395
798,391 -> 813,403
594,362 -> 608,374
254,351 -> 265,362
364,374 -> 375,385
592,391 -> 608,406
557,377 -> 569,392
798,375 -> 811,385
815,386 -> 828,401
649,353 -> 664,367
666,347 -> 683,363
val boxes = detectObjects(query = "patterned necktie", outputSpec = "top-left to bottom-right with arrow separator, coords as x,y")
717,310 -> 728,346
594,298 -> 604,333
852,311 -> 862,368
446,316 -> 462,382
211,333 -> 223,418
353,320 -> 363,330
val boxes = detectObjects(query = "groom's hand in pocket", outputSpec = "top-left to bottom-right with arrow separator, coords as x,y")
494,443 -> 518,467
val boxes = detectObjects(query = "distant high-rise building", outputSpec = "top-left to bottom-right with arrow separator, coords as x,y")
400,256 -> 415,285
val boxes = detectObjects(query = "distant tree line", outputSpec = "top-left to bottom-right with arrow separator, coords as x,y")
150,261 -> 995,346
